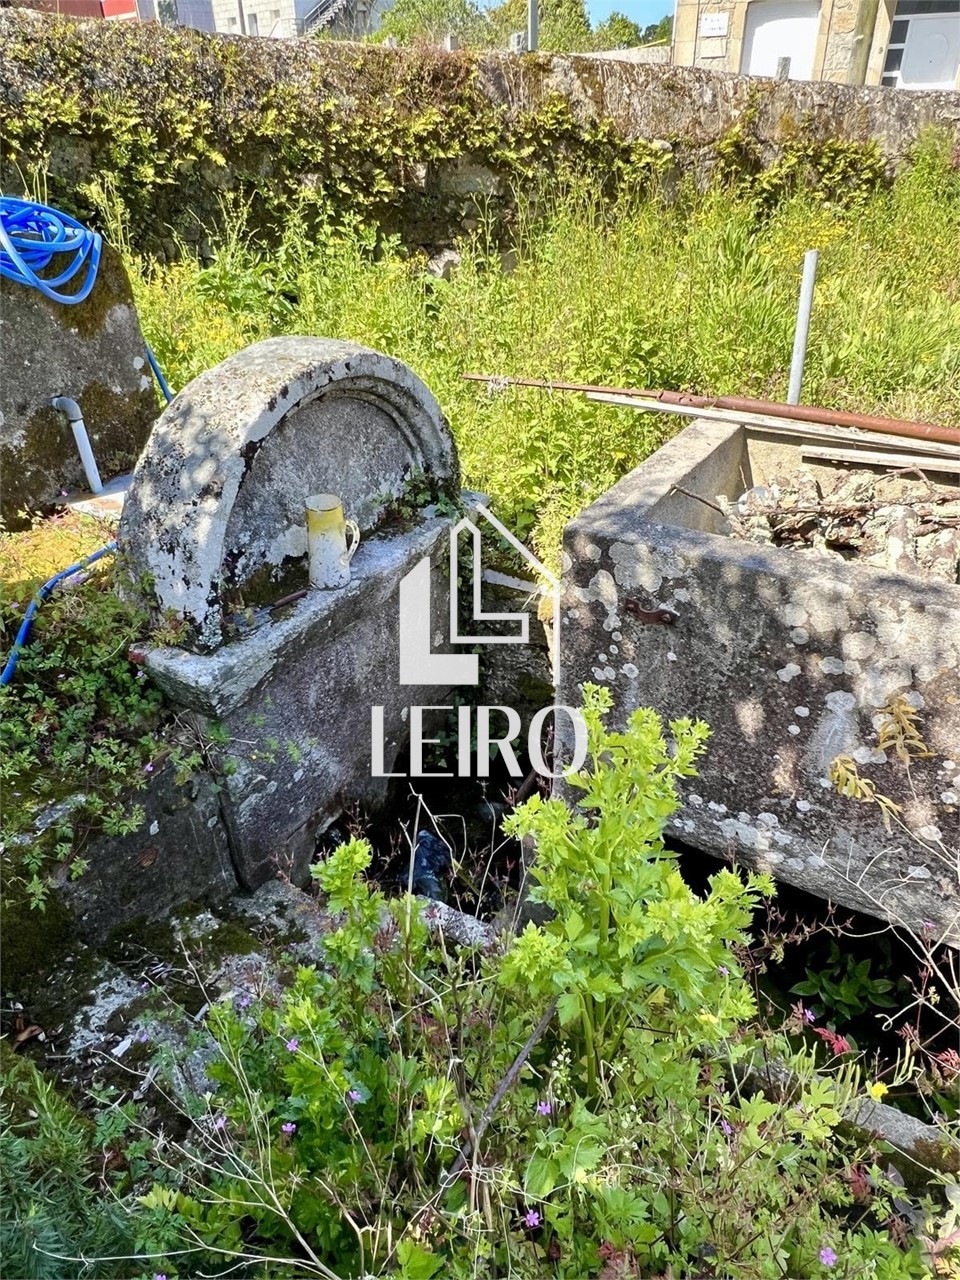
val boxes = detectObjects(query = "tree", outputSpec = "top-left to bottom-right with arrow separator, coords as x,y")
592,10 -> 645,48
376,0 -> 492,44
640,12 -> 672,43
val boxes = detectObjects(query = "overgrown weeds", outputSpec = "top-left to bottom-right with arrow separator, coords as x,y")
127,137 -> 960,563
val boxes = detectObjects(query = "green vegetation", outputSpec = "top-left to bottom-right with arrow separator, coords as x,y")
0,1045 -> 142,1279
130,137 -> 960,560
370,0 -> 671,52
129,690 -> 938,1277
0,516 -> 165,916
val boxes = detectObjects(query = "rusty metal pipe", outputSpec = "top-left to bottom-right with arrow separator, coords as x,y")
462,374 -> 960,449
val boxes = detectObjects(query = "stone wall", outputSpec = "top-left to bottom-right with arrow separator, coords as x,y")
1,11 -> 958,256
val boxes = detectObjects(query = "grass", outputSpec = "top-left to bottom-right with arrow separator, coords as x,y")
124,143 -> 960,564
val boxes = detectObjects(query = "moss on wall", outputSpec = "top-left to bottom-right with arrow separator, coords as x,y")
2,12 -> 955,255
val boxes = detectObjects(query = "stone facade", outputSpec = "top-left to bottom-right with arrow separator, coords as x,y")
3,12 -> 960,261
672,0 -> 960,89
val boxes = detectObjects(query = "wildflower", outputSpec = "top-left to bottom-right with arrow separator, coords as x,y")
347,1088 -> 362,1103
137,1030 -> 150,1044
804,1007 -> 816,1023
536,1100 -> 552,1116
237,993 -> 252,1010
144,762 -> 154,773
867,1081 -> 889,1101
820,1246 -> 837,1267
719,1118 -> 733,1137
285,1037 -> 299,1052
154,1274 -> 167,1280
718,965 -> 729,976
281,1122 -> 296,1134
213,1114 -> 227,1130
523,1209 -> 541,1228
921,920 -> 937,933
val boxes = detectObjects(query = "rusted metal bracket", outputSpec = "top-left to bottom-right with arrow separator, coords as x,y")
623,599 -> 679,626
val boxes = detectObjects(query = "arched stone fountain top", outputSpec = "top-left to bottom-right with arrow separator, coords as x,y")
119,336 -> 458,649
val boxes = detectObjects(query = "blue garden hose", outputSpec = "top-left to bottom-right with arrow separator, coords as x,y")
0,196 -> 102,306
0,543 -> 118,687
1,196 -> 176,400
146,344 -> 174,404
0,200 -> 177,688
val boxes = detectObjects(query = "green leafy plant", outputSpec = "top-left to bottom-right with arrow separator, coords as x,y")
131,689 -> 929,1278
791,940 -> 898,1023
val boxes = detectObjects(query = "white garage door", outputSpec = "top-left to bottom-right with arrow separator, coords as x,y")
741,0 -> 822,80
899,14 -> 960,89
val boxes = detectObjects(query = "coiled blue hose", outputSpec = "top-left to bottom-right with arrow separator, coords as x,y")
0,196 -> 102,306
0,200 -> 179,687
0,543 -> 118,687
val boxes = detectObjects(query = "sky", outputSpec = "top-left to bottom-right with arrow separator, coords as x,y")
586,0 -> 672,27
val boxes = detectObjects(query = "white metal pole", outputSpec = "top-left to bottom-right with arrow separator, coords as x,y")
787,249 -> 819,405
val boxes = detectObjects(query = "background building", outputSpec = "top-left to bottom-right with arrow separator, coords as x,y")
671,0 -> 960,89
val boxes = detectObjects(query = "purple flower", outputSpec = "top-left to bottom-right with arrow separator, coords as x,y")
281,1122 -> 296,1134
144,762 -> 154,774
154,1273 -> 167,1280
213,1113 -> 227,1131
237,993 -> 252,1009
347,1088 -> 362,1103
820,1247 -> 837,1267
719,1118 -> 733,1136
523,1209 -> 541,1228
137,1030 -> 150,1043
922,920 -> 936,933
536,1100 -> 552,1116
718,964 -> 729,976
285,1038 -> 299,1052
804,1008 -> 816,1023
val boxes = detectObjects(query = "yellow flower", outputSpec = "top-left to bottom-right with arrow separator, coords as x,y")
867,1081 -> 889,1101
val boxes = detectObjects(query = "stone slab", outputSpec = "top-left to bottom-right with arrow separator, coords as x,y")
558,418 -> 960,943
52,762 -> 238,942
120,336 -> 458,650
0,240 -> 157,528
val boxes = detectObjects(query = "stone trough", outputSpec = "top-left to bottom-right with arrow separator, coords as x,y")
558,417 -> 960,943
118,337 -> 464,894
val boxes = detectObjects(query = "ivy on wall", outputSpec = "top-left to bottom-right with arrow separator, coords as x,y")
0,13 -> 896,254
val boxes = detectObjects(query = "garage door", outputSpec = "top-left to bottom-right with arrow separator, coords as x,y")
741,0 -> 822,80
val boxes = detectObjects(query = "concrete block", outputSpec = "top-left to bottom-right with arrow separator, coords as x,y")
558,418 -> 960,942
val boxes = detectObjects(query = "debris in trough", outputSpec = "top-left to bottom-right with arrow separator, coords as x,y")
720,467 -> 960,582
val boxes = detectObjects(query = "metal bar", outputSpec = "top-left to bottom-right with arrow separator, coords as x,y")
462,373 -> 960,447
527,0 -> 538,50
584,392 -> 960,456
787,249 -> 819,405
